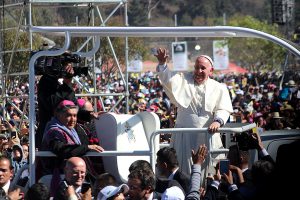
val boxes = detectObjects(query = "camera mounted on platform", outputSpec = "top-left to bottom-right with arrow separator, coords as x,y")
31,48 -> 89,78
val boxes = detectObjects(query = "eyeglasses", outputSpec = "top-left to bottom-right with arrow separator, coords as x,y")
70,170 -> 86,176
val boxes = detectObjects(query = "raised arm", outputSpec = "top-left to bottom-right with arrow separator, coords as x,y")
155,48 -> 169,66
185,144 -> 207,200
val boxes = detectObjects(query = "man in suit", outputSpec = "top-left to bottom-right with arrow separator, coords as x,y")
156,147 -> 190,194
0,156 -> 24,199
155,48 -> 233,176
0,156 -> 14,197
129,159 -> 184,195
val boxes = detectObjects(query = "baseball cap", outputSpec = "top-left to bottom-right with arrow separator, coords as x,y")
97,184 -> 129,200
161,186 -> 185,200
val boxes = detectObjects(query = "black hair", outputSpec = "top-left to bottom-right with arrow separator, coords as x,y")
25,183 -> 50,200
128,169 -> 156,191
156,147 -> 179,168
251,159 -> 275,185
0,155 -> 13,170
129,160 -> 152,173
93,173 -> 117,197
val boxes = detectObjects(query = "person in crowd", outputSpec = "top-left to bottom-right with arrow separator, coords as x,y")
42,100 -> 103,162
21,143 -> 29,163
0,155 -> 23,199
226,145 -> 255,200
36,59 -> 77,149
10,144 -> 27,175
265,112 -> 284,130
0,134 -> 8,156
97,184 -> 129,200
76,98 -> 105,178
0,156 -> 14,197
129,159 -> 184,195
54,157 -> 91,200
155,48 -> 233,175
185,144 -> 208,200
217,130 -> 277,200
41,99 -> 104,194
161,186 -> 185,200
126,168 -> 159,200
156,147 -> 190,194
128,160 -> 153,173
93,173 -> 117,198
76,98 -> 99,145
0,142 -> 9,157
24,183 -> 50,200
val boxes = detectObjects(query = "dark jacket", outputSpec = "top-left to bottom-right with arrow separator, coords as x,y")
36,74 -> 76,149
40,117 -> 90,176
173,169 -> 190,194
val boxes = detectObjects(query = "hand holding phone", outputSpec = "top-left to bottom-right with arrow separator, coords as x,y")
10,131 -> 17,139
219,159 -> 230,175
63,181 -> 69,190
81,182 -> 91,194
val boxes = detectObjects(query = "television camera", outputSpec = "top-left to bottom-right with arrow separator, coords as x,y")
31,49 -> 89,78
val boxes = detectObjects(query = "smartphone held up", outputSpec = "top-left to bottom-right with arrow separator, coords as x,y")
219,159 -> 230,175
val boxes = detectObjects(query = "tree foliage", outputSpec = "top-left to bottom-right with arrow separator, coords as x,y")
128,0 -> 149,26
2,18 -> 43,75
227,15 -> 285,71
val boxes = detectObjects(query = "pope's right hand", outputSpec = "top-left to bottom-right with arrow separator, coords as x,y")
154,48 -> 169,65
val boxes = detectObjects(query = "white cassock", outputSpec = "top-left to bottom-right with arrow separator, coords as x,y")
157,66 -> 233,175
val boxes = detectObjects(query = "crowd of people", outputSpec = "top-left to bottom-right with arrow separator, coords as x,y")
0,51 -> 299,199
0,130 -> 293,200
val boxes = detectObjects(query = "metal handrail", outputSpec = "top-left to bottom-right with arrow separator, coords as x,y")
35,150 -> 151,157
34,123 -> 256,182
149,123 -> 257,173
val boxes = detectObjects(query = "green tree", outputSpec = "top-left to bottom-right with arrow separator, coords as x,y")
2,18 -> 43,76
51,16 -> 149,86
128,0 -> 149,26
228,15 -> 285,71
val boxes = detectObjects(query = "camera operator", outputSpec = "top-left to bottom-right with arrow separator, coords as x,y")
36,61 -> 77,150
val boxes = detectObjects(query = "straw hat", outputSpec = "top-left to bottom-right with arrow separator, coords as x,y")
280,104 -> 294,111
272,112 -> 282,119
287,80 -> 296,87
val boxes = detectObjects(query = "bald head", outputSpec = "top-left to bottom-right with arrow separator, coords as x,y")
64,157 -> 86,188
65,157 -> 86,169
82,101 -> 93,111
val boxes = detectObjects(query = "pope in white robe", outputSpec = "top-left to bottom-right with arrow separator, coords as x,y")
156,48 -> 233,175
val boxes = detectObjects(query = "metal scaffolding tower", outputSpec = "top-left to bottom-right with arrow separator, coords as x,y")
0,0 -> 130,120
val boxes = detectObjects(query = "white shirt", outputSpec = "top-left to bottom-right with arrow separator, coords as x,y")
2,180 -> 10,194
168,167 -> 179,180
